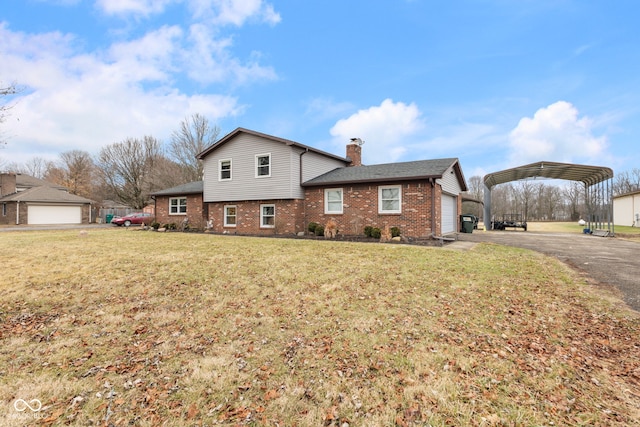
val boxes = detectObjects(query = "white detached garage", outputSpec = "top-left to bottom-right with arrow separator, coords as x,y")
0,181 -> 92,225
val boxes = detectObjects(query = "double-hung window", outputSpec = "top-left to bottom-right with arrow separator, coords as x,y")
260,204 -> 275,228
224,205 -> 237,227
324,188 -> 343,214
256,154 -> 271,177
220,159 -> 232,181
169,197 -> 187,214
378,185 -> 401,214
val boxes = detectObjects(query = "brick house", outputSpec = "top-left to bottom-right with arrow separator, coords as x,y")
0,173 -> 92,225
151,181 -> 205,227
153,127 -> 468,238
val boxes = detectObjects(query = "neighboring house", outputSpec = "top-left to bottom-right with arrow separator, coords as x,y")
0,173 -> 93,225
154,127 -> 468,238
613,189 -> 640,227
151,181 -> 205,227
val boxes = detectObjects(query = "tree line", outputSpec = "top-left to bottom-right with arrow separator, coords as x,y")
1,112 -> 220,209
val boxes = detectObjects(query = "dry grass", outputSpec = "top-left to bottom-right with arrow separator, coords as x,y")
0,229 -> 638,426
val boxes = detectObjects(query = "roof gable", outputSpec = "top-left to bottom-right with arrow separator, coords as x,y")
197,127 -> 349,164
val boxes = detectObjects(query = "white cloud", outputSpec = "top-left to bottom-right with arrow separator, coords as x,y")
0,23 -> 242,164
96,0 -> 176,17
188,0 -> 281,26
330,99 -> 425,164
304,97 -> 354,123
184,24 -> 276,85
508,101 -> 608,166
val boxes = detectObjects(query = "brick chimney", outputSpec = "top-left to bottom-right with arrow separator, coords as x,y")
0,173 -> 17,197
346,138 -> 363,167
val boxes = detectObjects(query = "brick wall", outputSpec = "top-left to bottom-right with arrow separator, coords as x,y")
0,173 -> 17,197
155,194 -> 205,228
0,202 -> 19,225
304,181 -> 444,238
206,199 -> 304,235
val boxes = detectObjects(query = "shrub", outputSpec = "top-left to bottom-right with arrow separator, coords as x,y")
314,225 -> 325,236
168,223 -> 177,230
151,222 -> 160,230
364,226 -> 374,237
371,227 -> 381,239
391,226 -> 401,237
308,222 -> 319,233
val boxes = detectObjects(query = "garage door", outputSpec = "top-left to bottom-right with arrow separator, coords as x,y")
28,205 -> 82,225
441,194 -> 457,234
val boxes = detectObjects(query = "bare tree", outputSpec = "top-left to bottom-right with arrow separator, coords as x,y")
169,113 -> 220,182
613,168 -> 640,196
96,136 -> 165,209
1,82 -> 21,147
463,175 -> 484,218
3,157 -> 54,178
563,181 -> 584,221
514,180 -> 536,220
45,150 -> 95,199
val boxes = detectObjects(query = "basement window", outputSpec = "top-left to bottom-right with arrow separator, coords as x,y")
260,204 -> 275,228
224,205 -> 237,227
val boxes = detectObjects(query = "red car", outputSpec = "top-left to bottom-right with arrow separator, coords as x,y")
111,212 -> 152,227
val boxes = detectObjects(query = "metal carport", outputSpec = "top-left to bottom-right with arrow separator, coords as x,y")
483,161 -> 614,234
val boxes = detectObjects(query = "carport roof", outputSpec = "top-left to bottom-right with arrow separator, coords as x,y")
483,161 -> 613,188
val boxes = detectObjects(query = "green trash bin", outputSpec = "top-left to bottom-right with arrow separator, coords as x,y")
460,215 -> 475,233
106,214 -> 114,224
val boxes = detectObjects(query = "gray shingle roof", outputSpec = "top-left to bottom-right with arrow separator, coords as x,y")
15,174 -> 66,190
0,186 -> 92,203
302,158 -> 459,186
151,181 -> 203,196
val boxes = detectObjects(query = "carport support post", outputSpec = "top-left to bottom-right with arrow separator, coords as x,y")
483,182 -> 492,230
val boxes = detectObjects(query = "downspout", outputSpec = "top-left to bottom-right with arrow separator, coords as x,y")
16,201 -> 19,225
152,196 -> 157,223
430,178 -> 436,235
300,148 -> 309,234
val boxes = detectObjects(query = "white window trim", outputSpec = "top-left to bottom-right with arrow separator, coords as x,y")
260,204 -> 275,228
169,197 -> 187,215
224,205 -> 237,227
255,153 -> 271,178
378,185 -> 402,214
324,188 -> 343,214
219,159 -> 232,181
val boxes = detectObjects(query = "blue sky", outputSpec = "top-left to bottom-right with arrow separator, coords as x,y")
1,0 -> 639,179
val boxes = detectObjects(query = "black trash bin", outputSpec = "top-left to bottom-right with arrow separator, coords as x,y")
460,214 -> 475,233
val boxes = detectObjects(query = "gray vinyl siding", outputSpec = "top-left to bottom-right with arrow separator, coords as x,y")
437,165 -> 463,195
300,150 -> 347,182
202,134 -> 346,202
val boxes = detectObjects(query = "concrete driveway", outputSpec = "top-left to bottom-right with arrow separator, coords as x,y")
455,230 -> 640,313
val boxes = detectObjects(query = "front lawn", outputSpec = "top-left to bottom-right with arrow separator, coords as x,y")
1,230 -> 638,426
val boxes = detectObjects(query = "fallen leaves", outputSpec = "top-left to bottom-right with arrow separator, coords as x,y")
1,232 -> 639,426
